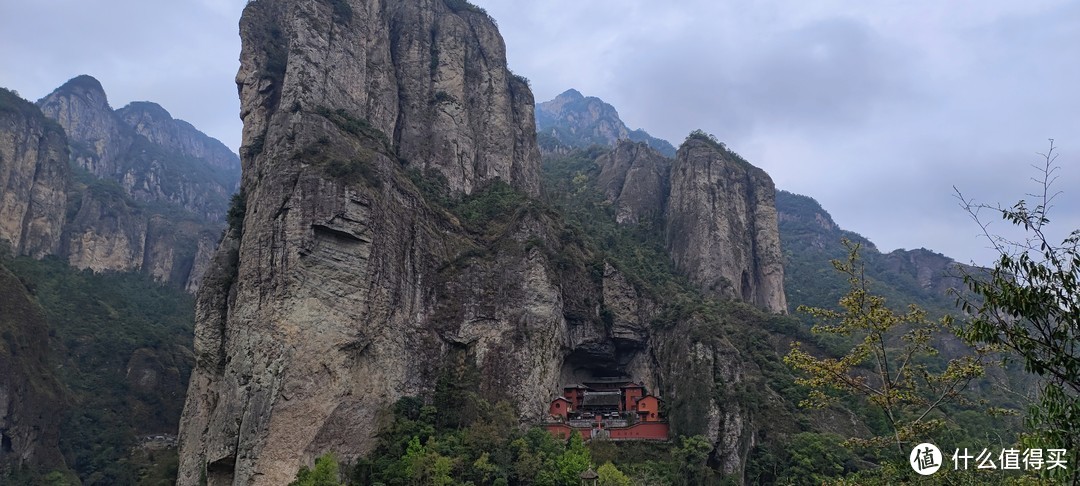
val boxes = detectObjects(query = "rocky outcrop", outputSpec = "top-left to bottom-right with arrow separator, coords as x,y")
0,89 -> 70,259
178,0 -> 544,482
36,76 -> 128,178
38,76 -> 239,222
178,2 -> 785,484
0,263 -> 67,473
596,140 -> 670,225
0,75 -> 242,290
117,101 -> 241,177
665,136 -> 787,313
536,89 -> 676,157
233,0 -> 539,196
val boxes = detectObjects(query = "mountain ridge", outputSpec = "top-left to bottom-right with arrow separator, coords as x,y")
0,76 -> 240,291
536,89 -> 677,157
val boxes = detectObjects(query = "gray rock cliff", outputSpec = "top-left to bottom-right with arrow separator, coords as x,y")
117,101 -> 242,177
179,1 -> 544,483
177,2 -> 787,485
665,136 -> 787,313
38,76 -> 238,222
596,140 -> 670,225
4,75 -> 244,290
0,89 -> 70,259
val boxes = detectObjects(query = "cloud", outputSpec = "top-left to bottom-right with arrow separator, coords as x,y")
0,0 -> 246,151
478,0 -> 1080,265
1,0 -> 1077,266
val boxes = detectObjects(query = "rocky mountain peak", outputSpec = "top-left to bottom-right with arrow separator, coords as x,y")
0,78 -> 240,291
535,89 -> 676,157
116,101 -> 241,177
596,140 -> 671,225
665,133 -> 787,313
0,88 -> 70,259
120,100 -> 170,119
51,74 -> 109,108
559,88 -> 584,99
234,0 -> 540,196
38,75 -> 126,176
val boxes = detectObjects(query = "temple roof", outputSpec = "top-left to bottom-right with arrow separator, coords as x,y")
582,392 -> 622,408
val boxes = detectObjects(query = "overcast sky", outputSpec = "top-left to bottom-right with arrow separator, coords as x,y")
2,1 -> 1077,265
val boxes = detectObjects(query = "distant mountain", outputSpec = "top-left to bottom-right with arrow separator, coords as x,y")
775,189 -> 968,315
536,89 -> 676,157
0,76 -> 240,292
0,77 -> 230,484
38,75 -> 240,222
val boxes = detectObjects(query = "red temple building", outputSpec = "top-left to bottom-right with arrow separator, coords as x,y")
543,379 -> 669,441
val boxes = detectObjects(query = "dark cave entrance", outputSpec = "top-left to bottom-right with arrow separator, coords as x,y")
558,337 -> 647,386
1,430 -> 12,453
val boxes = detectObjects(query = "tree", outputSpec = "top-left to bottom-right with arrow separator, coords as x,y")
954,139 -> 1080,483
288,454 -> 343,486
597,462 -> 632,486
556,432 -> 592,485
784,241 -> 985,454
673,435 -> 714,485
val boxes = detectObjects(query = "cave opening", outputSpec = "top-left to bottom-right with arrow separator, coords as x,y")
558,342 -> 645,388
1,430 -> 12,453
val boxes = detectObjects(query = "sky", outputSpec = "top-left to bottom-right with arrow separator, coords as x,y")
1,0 -> 1078,266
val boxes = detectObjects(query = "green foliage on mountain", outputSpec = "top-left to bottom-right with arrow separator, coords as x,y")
341,396 -> 717,486
0,251 -> 194,485
776,190 -> 960,317
0,87 -> 65,135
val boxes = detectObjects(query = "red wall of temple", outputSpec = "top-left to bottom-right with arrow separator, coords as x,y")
607,423 -> 669,440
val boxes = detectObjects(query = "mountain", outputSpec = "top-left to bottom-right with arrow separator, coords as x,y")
0,77 -> 241,292
1,81 -> 237,483
0,88 -> 70,260
177,0 -> 789,483
536,89 -> 677,157
775,190 -> 967,315
178,0 -> 543,483
37,75 -> 240,221
666,136 -> 786,312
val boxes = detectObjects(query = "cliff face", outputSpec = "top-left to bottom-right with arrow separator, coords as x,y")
179,1 -> 543,483
0,263 -> 67,473
0,89 -> 70,259
35,76 -> 127,178
538,98 -> 787,314
117,101 -> 242,177
596,140 -> 670,225
0,76 -> 241,290
235,0 -> 539,196
536,89 -> 676,157
38,77 -> 238,222
178,2 -> 787,483
665,137 -> 787,313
